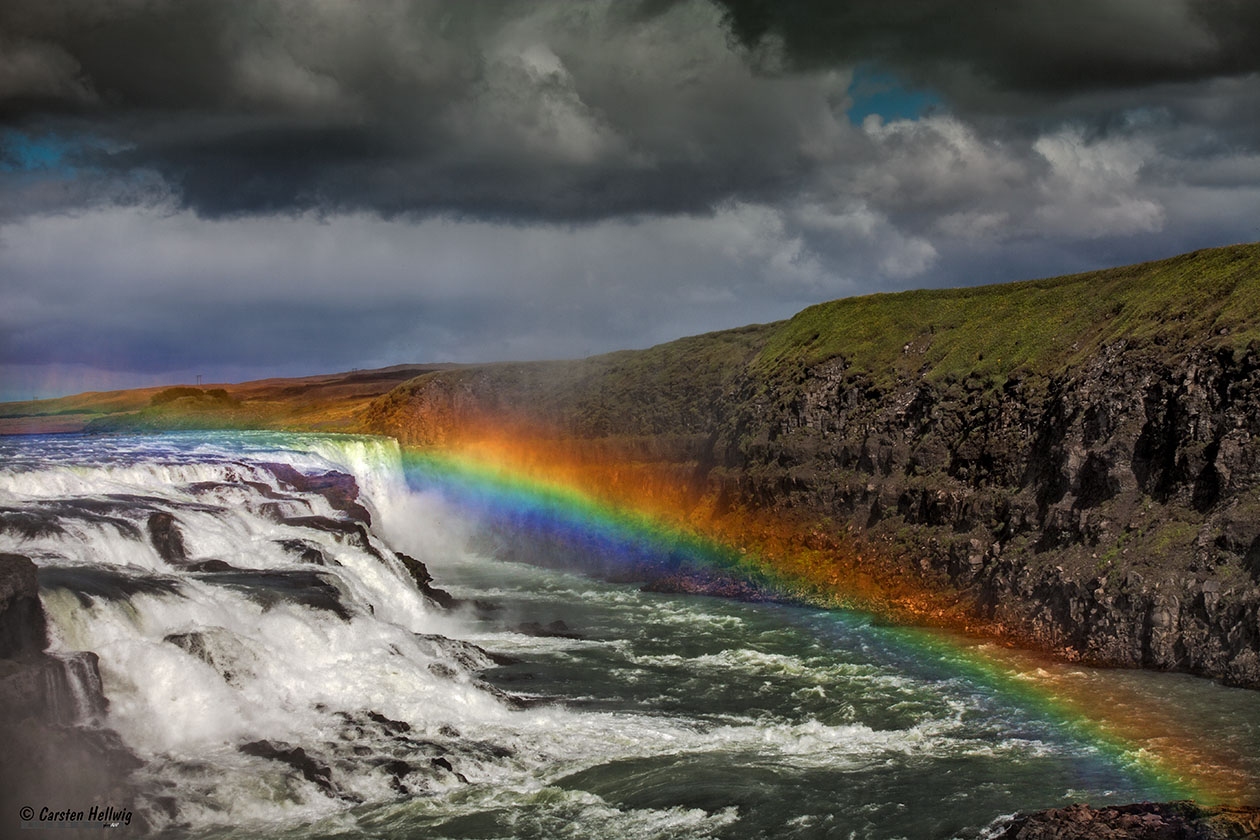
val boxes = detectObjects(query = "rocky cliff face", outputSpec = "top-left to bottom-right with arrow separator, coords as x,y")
366,340 -> 1260,689
711,342 -> 1260,687
0,554 -> 141,827
363,245 -> 1260,690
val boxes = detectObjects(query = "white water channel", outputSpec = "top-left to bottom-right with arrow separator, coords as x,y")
3,432 -> 1255,839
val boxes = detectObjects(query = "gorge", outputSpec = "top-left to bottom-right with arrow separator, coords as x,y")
4,243 -> 1260,838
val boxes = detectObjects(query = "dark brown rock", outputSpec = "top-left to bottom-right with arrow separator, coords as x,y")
207,569 -> 353,620
260,463 -> 372,524
990,801 -> 1260,839
395,551 -> 457,609
38,565 -> 181,606
147,511 -> 188,563
365,711 -> 412,733
1,721 -> 143,834
0,556 -> 141,830
0,553 -> 47,658
0,509 -> 65,539
280,515 -> 384,560
182,558 -> 235,573
275,538 -> 333,565
239,740 -> 336,796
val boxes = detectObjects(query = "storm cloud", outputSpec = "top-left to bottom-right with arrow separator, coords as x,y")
714,0 -> 1260,99
1,0 -> 1258,398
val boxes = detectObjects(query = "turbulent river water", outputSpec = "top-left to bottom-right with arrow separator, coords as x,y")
1,432 -> 1257,840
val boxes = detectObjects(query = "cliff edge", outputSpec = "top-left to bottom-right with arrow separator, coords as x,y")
363,242 -> 1260,689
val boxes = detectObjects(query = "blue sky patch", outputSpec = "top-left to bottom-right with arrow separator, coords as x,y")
0,131 -> 81,173
847,65 -> 944,125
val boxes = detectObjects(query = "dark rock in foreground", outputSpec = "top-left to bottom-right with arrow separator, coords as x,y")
147,510 -> 188,563
0,554 -> 143,833
38,565 -> 182,606
239,739 -> 337,796
208,568 -> 354,620
990,801 -> 1260,839
260,463 -> 373,524
0,551 -> 47,657
396,551 -> 458,608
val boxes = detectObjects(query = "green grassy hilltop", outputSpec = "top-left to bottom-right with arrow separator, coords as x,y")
13,242 -> 1258,441
368,242 -> 1260,441
759,243 -> 1260,383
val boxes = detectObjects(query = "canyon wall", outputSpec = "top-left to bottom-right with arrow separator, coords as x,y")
364,243 -> 1260,688
710,342 -> 1260,687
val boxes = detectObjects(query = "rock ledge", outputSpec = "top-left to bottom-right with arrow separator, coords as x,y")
989,801 -> 1260,839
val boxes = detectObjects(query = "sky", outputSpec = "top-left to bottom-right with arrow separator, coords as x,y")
2,1 -> 1259,400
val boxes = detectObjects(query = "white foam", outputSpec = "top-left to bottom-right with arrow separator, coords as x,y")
0,432 -> 995,834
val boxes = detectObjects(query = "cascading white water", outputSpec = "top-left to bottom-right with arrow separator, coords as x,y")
13,432 -> 1256,839
0,432 -> 708,833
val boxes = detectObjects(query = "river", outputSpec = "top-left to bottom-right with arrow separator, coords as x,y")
1,432 -> 1256,839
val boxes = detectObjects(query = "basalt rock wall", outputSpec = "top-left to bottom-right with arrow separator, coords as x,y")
713,342 -> 1260,687
366,340 -> 1260,688
364,245 -> 1260,689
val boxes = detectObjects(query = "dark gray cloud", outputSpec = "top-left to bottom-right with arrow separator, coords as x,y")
2,0 -> 835,219
2,0 -> 1252,221
712,0 -> 1260,100
0,1 -> 1258,399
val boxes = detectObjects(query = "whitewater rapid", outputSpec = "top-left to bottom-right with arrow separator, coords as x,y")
3,432 -> 1258,839
0,434 -> 703,833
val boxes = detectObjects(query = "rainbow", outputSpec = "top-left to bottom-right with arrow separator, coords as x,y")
397,436 -> 1254,806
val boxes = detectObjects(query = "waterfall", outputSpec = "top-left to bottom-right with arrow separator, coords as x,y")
0,432 -> 542,830
8,432 -> 1259,839
41,650 -> 109,725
